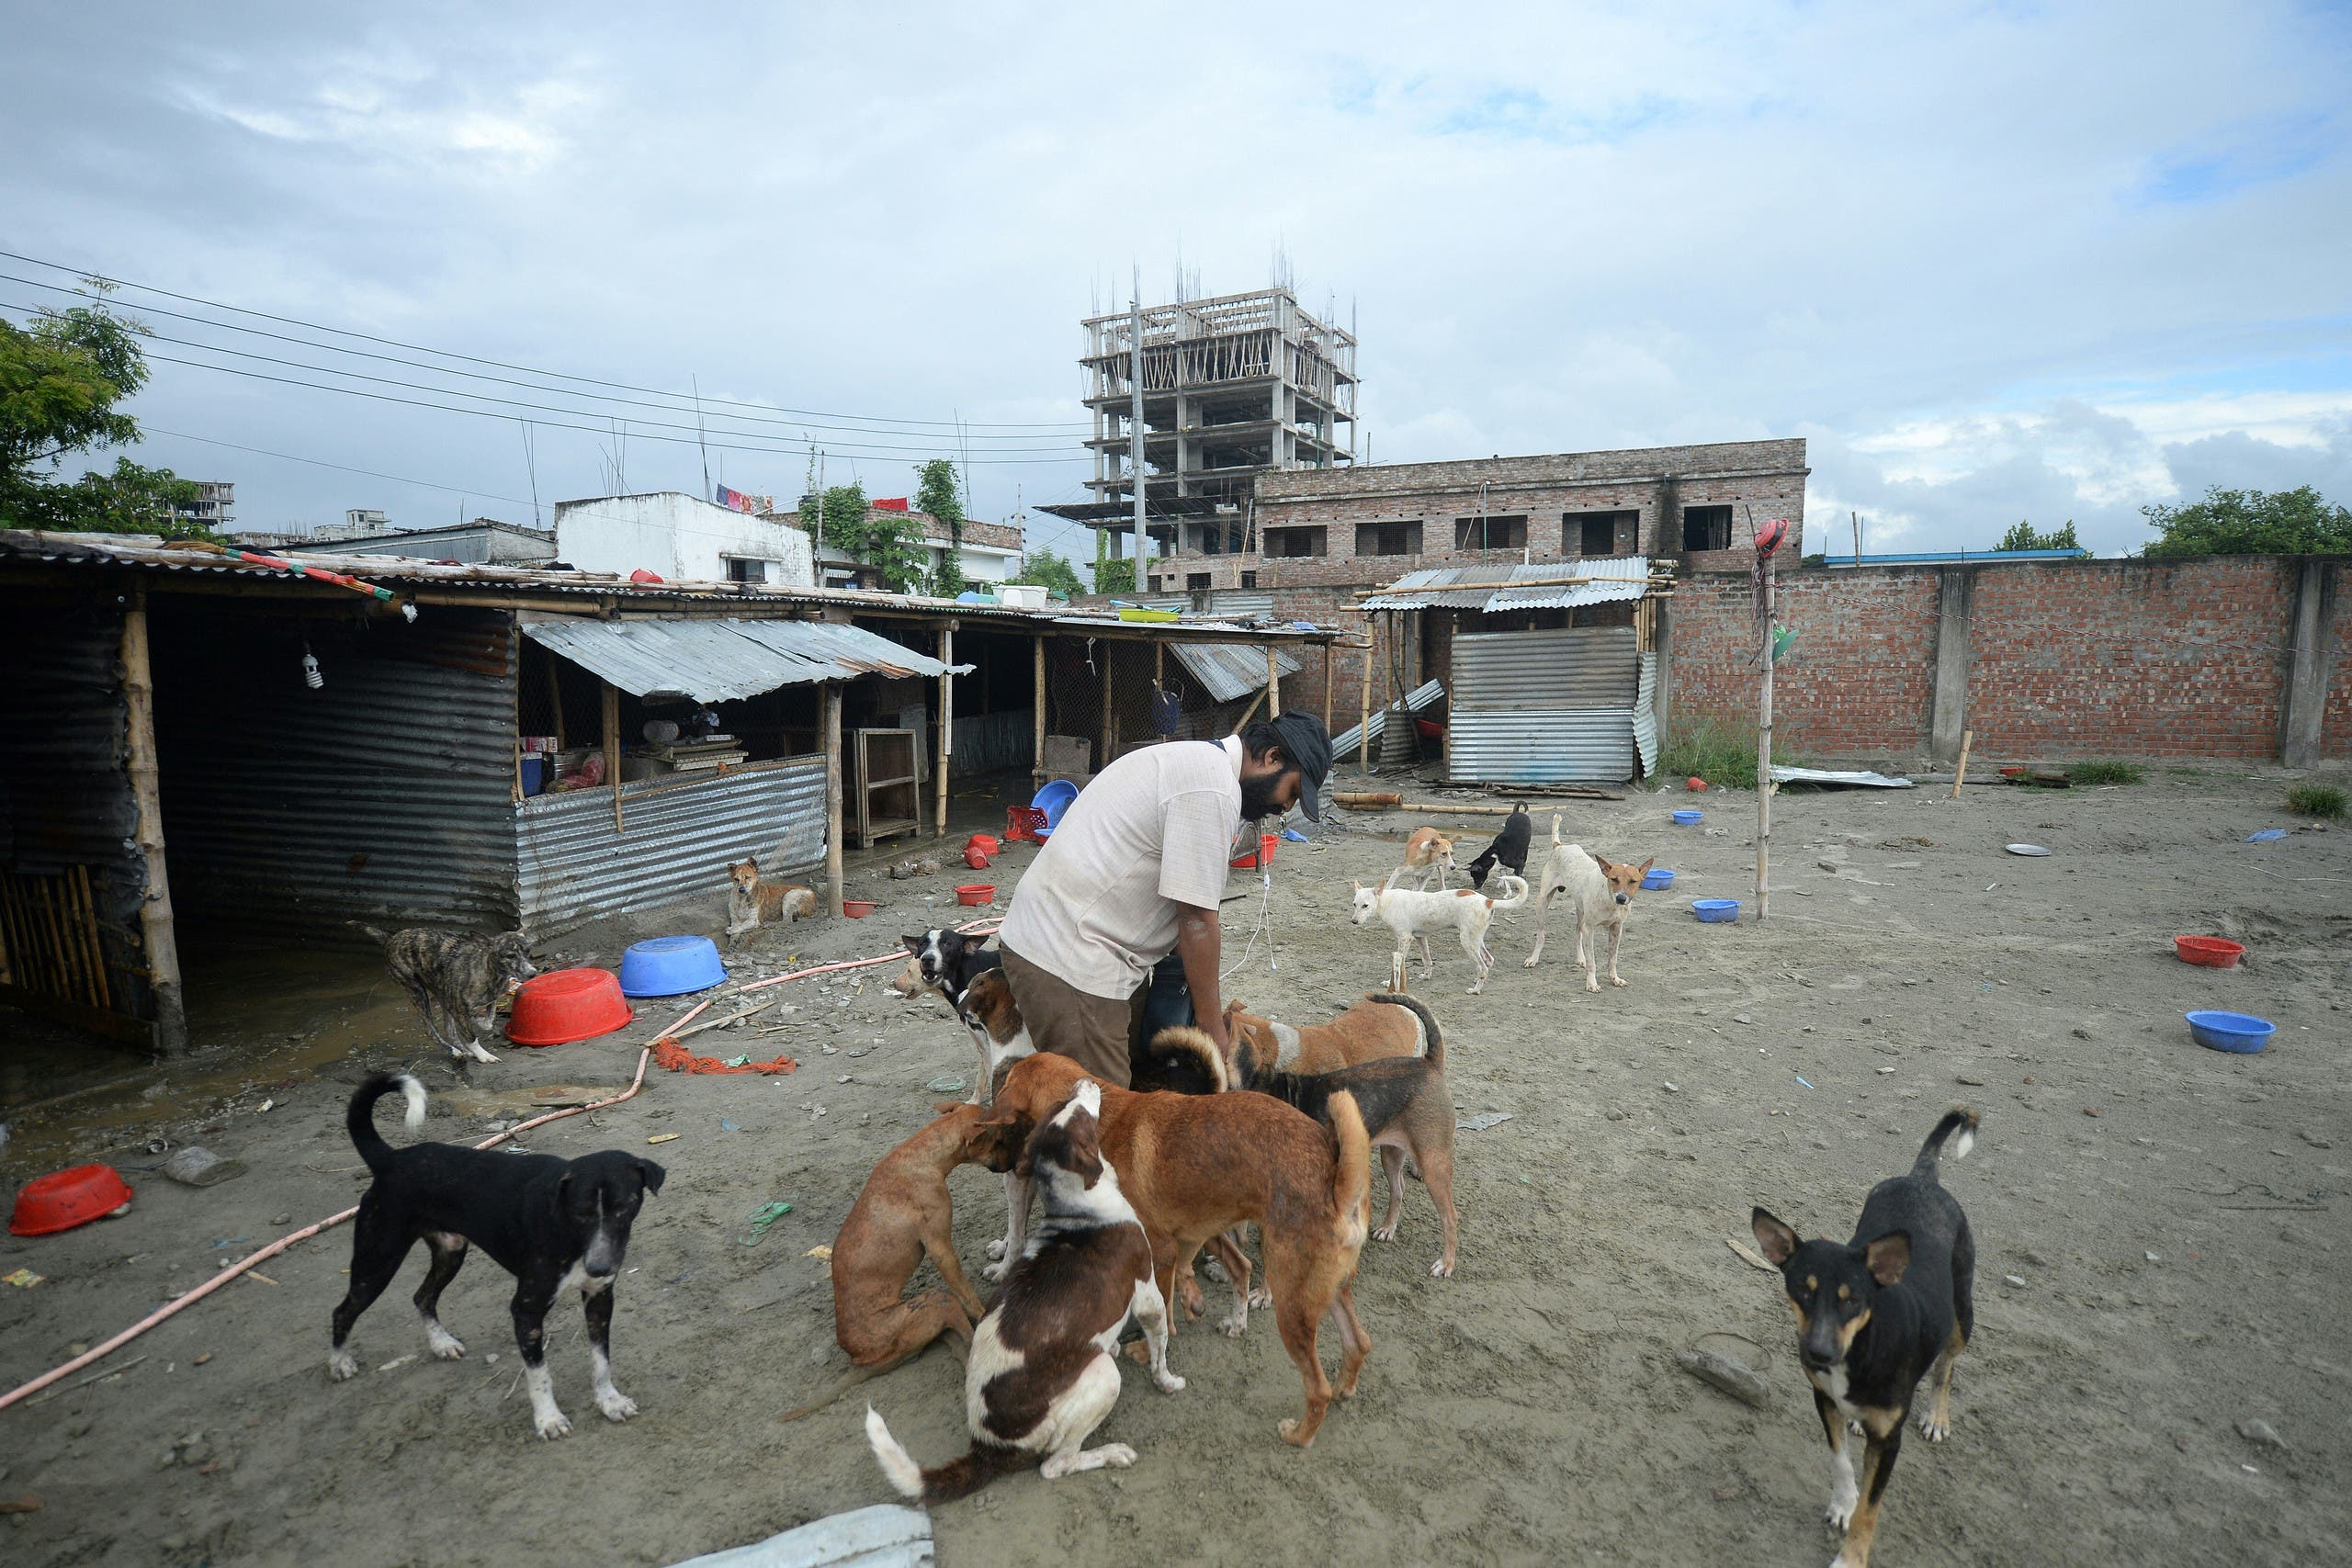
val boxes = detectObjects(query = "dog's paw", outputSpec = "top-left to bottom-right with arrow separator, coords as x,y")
426,1327 -> 466,1360
982,1258 -> 1012,1283
1371,1222 -> 1398,1242
535,1408 -> 574,1441
1610,976 -> 1627,987
1918,1409 -> 1950,1443
1826,1489 -> 1857,1533
1218,1312 -> 1249,1339
985,1238 -> 1008,1261
1846,1418 -> 1864,1436
1430,1257 -> 1454,1278
1124,1338 -> 1152,1365
1277,1417 -> 1314,1449
1521,954 -> 1541,968
1098,1443 -> 1137,1469
1584,978 -> 1601,993
1153,1369 -> 1186,1394
1247,1285 -> 1272,1308
468,1041 -> 502,1065
596,1388 -> 639,1423
327,1349 -> 358,1382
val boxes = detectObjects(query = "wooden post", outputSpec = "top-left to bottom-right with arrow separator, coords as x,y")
1755,551 -> 1776,920
1950,729 -> 1975,799
1265,644 -> 1281,716
1357,625 -> 1374,771
1031,636 -> 1046,789
822,682 -> 845,916
1322,643 -> 1333,732
1229,684 -> 1267,735
602,682 -> 623,833
544,656 -> 567,748
935,623 -> 955,838
119,586 -> 187,1055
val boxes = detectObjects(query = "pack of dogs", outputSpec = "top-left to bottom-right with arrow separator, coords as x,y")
338,820 -> 1982,1566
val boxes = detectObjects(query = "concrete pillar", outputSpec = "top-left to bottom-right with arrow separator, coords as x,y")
1928,566 -> 1975,764
2278,558 -> 2335,768
1174,393 -> 1191,497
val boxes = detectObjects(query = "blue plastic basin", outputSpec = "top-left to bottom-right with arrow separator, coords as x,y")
618,935 -> 729,998
1643,869 -> 1677,890
1032,779 -> 1080,829
1671,809 -> 1703,826
2185,1010 -> 2274,1054
1691,898 -> 1740,923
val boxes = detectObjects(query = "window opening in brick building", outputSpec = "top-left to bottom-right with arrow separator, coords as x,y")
1186,572 -> 1212,591
1266,525 -> 1327,558
1453,514 -> 1527,551
725,556 -> 773,583
1239,570 -> 1257,588
1682,504 -> 1733,551
1567,510 -> 1634,556
1357,520 -> 1422,557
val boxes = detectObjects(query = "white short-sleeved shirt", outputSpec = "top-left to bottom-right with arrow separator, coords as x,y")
997,737 -> 1243,999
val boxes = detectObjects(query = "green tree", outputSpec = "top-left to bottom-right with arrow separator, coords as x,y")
1994,519 -> 2081,552
914,459 -> 967,596
0,288 -> 214,537
2141,485 -> 2352,558
1092,557 -> 1136,594
1012,547 -> 1085,599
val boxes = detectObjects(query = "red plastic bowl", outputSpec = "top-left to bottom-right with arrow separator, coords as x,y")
507,967 -> 633,1046
966,833 -> 1001,857
1230,832 -> 1279,871
10,1164 -> 134,1237
2174,935 -> 2245,969
842,898 -> 879,919
963,845 -> 992,870
956,884 -> 995,907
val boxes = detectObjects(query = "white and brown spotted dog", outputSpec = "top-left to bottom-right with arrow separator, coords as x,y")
864,1080 -> 1181,1500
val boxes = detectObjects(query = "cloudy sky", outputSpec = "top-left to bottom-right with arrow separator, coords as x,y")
8,1 -> 2348,567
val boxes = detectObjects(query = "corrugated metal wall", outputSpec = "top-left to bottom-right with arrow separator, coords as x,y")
516,757 -> 826,937
0,588 -> 153,1024
1448,626 -> 1641,784
150,603 -> 522,942
951,708 -> 1034,776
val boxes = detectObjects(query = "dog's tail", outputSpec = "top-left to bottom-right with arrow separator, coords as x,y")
1550,811 -> 1563,846
1366,991 -> 1444,1070
1140,1025 -> 1229,1094
865,1405 -> 1031,1502
1326,1089 -> 1372,1252
1486,873 -> 1532,911
1912,1106 -> 1980,1180
351,922 -> 394,949
347,1071 -> 426,1174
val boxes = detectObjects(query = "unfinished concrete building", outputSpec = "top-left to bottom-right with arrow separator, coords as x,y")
1043,287 -> 1357,563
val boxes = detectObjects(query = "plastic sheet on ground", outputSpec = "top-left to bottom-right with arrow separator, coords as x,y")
666,1506 -> 932,1568
1768,765 -> 1914,788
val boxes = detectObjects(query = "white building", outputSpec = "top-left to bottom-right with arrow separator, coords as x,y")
554,492 -> 815,586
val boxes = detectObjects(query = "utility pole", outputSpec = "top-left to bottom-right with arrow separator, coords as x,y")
1129,269 -> 1146,592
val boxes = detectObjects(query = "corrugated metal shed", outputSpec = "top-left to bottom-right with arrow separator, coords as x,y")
1363,557 -> 1651,613
1169,643 -> 1304,704
1330,679 -> 1443,761
1447,626 -> 1642,784
517,757 -> 826,936
519,617 -> 959,704
1633,651 -> 1659,776
1207,591 -> 1276,620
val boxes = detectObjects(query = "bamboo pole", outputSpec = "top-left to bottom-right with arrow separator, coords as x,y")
1756,551 -> 1776,921
1229,684 -> 1267,735
1265,644 -> 1281,716
1100,640 -> 1114,768
120,586 -> 187,1054
602,682 -> 623,833
935,624 -> 954,838
1321,643 -> 1333,733
74,866 -> 110,1012
1031,637 -> 1046,789
544,656 -> 567,748
1950,728 -> 1975,799
822,682 -> 845,917
1358,625 -> 1374,770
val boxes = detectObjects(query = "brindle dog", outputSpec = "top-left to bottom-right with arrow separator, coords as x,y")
362,926 -> 537,1064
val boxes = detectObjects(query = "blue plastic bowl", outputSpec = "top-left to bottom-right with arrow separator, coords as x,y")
1643,869 -> 1677,890
1672,809 -> 1703,826
1032,779 -> 1080,829
617,935 -> 728,998
2185,1010 -> 2274,1055
1691,898 -> 1740,923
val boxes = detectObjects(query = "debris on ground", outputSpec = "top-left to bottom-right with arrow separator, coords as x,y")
1677,1349 -> 1771,1408
159,1148 -> 246,1189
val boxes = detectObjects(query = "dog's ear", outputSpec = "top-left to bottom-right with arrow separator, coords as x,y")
1862,1230 -> 1910,1287
1636,857 -> 1655,875
933,1100 -> 967,1115
1750,1207 -> 1799,1266
634,1158 -> 667,1197
902,934 -> 923,953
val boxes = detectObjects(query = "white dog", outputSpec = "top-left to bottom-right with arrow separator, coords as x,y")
1351,876 -> 1529,994
1524,815 -> 1653,991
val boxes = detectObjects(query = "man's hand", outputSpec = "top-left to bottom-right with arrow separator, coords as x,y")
1173,903 -> 1228,1055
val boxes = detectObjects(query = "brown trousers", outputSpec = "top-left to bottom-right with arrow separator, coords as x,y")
997,944 -> 1145,1089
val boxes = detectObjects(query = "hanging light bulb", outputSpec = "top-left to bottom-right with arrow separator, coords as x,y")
301,641 -> 323,690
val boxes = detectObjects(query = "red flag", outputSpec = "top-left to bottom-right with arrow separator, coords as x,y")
871,497 -> 910,512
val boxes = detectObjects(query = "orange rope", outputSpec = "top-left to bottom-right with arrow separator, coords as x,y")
650,1036 -> 797,1075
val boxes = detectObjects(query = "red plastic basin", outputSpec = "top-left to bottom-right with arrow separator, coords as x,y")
966,833 -> 1001,857
842,899 -> 879,919
11,1164 -> 134,1236
1230,832 -> 1279,871
507,967 -> 633,1046
956,884 -> 995,907
2174,935 -> 2245,969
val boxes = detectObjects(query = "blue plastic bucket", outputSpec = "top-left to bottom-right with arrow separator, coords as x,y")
1032,779 -> 1080,829
1643,869 -> 1677,890
1691,898 -> 1740,923
617,935 -> 729,998
1672,809 -> 1703,826
2185,1010 -> 2274,1054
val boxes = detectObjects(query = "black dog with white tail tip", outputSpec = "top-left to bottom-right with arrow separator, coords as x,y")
329,1072 -> 666,1441
1750,1107 -> 1980,1568
1464,803 -> 1532,892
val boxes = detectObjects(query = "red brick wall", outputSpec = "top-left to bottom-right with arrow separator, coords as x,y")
1669,567 -> 1940,756
2311,563 -> 2351,760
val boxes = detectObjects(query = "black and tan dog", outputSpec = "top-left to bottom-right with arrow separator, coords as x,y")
1463,802 -> 1532,892
362,925 -> 536,1064
1750,1108 -> 1981,1568
329,1073 -> 666,1441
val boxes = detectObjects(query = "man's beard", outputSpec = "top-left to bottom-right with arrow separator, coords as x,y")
1238,770 -> 1288,823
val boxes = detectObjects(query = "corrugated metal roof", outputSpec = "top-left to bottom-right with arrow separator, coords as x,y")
1364,557 -> 1654,612
1329,678 -> 1442,761
1170,642 -> 1304,704
519,617 -> 960,703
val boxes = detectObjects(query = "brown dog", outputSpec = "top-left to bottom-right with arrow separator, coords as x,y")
782,1102 -> 1024,1421
1389,826 -> 1456,891
726,857 -> 817,946
984,1050 -> 1373,1447
1224,991 -> 1435,1080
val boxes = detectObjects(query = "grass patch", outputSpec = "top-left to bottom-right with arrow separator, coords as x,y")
2070,760 -> 2146,785
2286,783 -> 2347,820
1658,715 -> 1807,789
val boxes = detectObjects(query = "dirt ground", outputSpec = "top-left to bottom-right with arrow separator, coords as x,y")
3,763 -> 2347,1567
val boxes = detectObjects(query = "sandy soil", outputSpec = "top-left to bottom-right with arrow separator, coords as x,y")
3,764 -> 2347,1567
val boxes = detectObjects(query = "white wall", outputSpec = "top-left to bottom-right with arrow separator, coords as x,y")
943,541 -> 1019,583
554,492 -> 814,585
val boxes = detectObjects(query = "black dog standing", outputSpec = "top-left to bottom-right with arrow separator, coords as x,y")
1751,1108 -> 1980,1568
1464,802 -> 1532,891
330,1073 -> 666,1439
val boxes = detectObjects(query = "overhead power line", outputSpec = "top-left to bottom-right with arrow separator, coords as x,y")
1,249 -> 1091,434
139,425 -> 538,508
